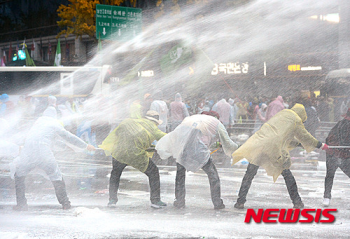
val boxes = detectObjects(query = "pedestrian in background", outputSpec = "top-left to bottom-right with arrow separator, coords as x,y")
212,98 -> 232,129
150,90 -> 168,132
252,103 -> 267,133
0,94 -> 15,119
303,99 -> 320,137
265,95 -> 285,121
322,108 -> 350,207
170,93 -> 189,131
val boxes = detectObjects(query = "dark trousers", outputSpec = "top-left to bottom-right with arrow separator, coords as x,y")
324,154 -> 350,199
236,163 -> 302,205
109,159 -> 161,204
175,158 -> 223,207
15,175 -> 70,206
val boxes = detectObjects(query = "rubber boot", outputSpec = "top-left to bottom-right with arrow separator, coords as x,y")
13,175 -> 28,211
52,180 -> 71,210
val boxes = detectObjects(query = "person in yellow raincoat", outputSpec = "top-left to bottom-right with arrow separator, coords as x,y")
231,104 -> 328,209
99,110 -> 167,209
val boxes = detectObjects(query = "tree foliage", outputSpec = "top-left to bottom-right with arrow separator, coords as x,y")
154,0 -> 212,19
57,0 -> 219,40
57,0 -> 126,40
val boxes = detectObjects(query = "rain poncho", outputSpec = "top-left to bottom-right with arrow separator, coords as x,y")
130,100 -> 142,119
266,96 -> 285,121
252,103 -> 267,133
99,118 -> 166,172
212,99 -> 232,126
228,98 -> 238,123
15,107 -> 88,181
231,104 -> 320,181
156,114 -> 238,172
150,100 -> 168,132
170,93 -> 189,130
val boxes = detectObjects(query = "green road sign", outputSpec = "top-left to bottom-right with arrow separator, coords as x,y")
96,4 -> 142,41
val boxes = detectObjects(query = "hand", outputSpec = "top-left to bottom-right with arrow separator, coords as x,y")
321,143 -> 329,151
145,147 -> 156,152
87,144 -> 96,151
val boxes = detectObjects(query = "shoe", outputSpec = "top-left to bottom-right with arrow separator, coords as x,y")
62,203 -> 71,210
234,202 -> 244,209
323,198 -> 331,207
107,199 -> 118,208
12,204 -> 28,211
293,202 -> 304,209
173,199 -> 185,209
214,203 -> 225,210
151,201 -> 167,209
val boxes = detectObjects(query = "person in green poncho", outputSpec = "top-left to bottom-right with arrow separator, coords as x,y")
99,110 -> 167,209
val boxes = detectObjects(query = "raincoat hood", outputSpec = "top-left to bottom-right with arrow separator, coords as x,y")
291,103 -> 307,122
228,98 -> 235,106
48,95 -> 57,107
175,93 -> 182,102
0,94 -> 9,102
277,96 -> 283,103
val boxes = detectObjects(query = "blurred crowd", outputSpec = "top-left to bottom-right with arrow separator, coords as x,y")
0,90 -> 346,144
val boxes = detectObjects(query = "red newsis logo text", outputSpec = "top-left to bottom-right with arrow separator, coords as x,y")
244,209 -> 337,223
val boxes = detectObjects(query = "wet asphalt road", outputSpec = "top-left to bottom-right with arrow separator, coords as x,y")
1,161 -> 350,239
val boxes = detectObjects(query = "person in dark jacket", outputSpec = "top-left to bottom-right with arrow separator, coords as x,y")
303,99 -> 320,137
317,96 -> 329,122
323,108 -> 350,207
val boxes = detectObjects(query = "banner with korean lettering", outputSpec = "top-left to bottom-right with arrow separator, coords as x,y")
211,62 -> 249,76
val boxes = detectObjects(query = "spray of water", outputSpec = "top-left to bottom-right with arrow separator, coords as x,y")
1,0 -> 338,169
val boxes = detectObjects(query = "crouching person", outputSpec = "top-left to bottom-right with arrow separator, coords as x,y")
13,107 -> 96,211
99,111 -> 167,209
231,104 -> 328,209
156,111 -> 238,209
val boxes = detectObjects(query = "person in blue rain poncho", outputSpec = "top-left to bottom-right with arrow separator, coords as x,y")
13,106 -> 96,211
156,111 -> 238,209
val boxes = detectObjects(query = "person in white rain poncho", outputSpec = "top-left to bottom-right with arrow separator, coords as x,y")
156,111 -> 239,209
13,106 -> 96,211
212,98 -> 233,129
150,90 -> 169,132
